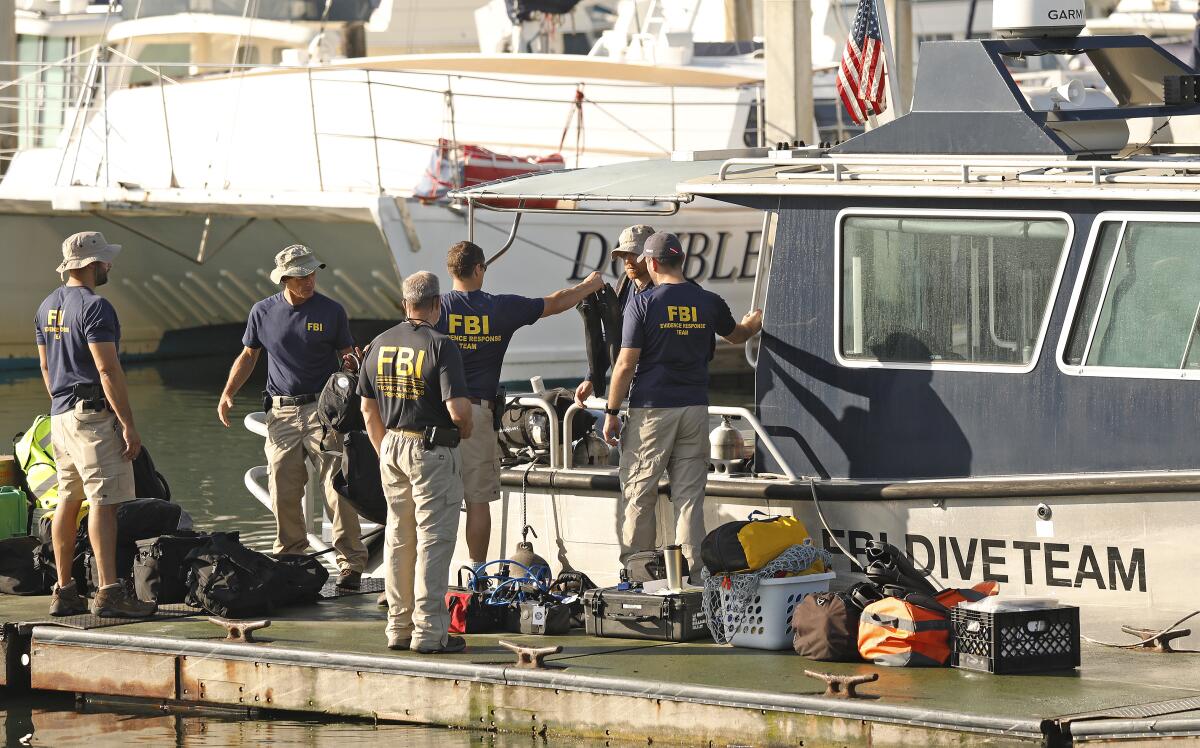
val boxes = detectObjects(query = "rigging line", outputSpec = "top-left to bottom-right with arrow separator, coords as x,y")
473,214 -> 599,269
210,0 -> 259,191
1128,117 -> 1173,157
581,93 -> 672,155
808,478 -> 865,573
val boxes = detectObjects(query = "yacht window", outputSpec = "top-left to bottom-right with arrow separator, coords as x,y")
1064,221 -> 1200,371
840,215 -> 1070,366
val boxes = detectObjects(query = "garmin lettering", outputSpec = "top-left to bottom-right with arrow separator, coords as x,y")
821,528 -> 1147,593
1048,9 -> 1082,20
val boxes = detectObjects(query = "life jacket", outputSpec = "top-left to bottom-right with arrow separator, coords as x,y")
14,414 -> 88,527
14,415 -> 58,508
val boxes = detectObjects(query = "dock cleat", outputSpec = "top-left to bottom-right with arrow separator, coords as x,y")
48,582 -> 88,617
91,582 -> 157,619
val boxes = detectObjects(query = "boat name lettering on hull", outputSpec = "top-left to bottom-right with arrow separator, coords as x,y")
568,230 -> 761,283
821,529 -> 1147,593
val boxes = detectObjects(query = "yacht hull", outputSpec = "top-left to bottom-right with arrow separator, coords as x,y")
0,197 -> 762,381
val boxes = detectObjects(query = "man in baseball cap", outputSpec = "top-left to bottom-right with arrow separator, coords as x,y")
218,244 -> 368,588
603,231 -> 763,576
574,224 -> 657,407
38,231 -> 156,619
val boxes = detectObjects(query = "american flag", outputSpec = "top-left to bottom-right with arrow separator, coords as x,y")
837,0 -> 888,125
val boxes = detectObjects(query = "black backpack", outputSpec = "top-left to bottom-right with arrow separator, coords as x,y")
332,430 -> 387,526
317,370 -> 364,435
132,446 -> 171,502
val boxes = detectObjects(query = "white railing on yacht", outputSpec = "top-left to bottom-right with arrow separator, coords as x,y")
716,155 -> 1200,188
0,46 -> 764,195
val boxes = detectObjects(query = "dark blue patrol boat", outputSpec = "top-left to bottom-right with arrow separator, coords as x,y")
450,8 -> 1200,638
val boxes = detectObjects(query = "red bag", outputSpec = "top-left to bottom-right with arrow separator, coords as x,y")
415,138 -> 563,209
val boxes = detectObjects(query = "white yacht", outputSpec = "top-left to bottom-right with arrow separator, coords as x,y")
0,0 -> 1020,377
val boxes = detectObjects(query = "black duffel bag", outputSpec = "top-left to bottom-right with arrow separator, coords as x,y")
271,553 -> 330,607
134,531 -> 225,604
185,533 -> 285,617
0,536 -> 53,595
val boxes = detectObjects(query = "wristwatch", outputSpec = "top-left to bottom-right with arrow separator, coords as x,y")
604,407 -> 621,416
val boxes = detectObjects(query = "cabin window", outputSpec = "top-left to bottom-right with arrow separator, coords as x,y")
1064,220 -> 1200,371
839,214 -> 1070,367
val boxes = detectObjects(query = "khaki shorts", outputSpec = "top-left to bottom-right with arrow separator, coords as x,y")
460,401 -> 500,505
51,405 -> 135,506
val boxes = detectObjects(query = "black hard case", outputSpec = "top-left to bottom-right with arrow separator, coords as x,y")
582,586 -> 711,642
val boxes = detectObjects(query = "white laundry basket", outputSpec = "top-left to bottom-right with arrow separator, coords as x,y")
719,571 -> 836,650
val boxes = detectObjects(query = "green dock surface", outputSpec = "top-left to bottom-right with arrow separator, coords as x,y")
3,593 -> 1199,746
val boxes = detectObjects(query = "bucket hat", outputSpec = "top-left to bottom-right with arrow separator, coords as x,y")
57,231 -> 121,275
270,244 -> 326,284
611,224 -> 656,261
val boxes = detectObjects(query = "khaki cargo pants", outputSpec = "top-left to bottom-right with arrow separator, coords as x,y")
379,431 -> 463,650
619,405 -> 709,573
265,401 -> 367,572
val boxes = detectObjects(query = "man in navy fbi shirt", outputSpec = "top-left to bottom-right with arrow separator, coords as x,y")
217,245 -> 367,588
602,232 -> 763,574
437,240 -> 603,566
37,231 -> 156,619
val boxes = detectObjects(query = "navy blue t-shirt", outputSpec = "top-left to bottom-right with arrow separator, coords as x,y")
35,285 -> 120,416
437,290 -> 544,399
621,282 -> 736,408
242,292 -> 354,397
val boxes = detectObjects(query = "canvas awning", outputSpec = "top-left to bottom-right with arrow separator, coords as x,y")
450,157 -> 733,217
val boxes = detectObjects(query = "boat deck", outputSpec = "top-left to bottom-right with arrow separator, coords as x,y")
3,593 -> 1199,746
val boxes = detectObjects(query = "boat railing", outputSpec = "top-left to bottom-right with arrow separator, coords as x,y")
0,46 -> 763,195
561,397 -> 798,481
242,410 -> 382,571
715,155 -> 1200,188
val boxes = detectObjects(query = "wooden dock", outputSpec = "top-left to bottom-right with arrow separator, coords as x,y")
3,592 -> 1200,746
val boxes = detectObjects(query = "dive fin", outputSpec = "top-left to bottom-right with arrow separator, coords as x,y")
596,283 -> 623,371
576,290 -> 610,397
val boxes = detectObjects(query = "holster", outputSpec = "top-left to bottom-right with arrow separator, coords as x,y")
492,387 -> 505,432
72,383 -> 106,412
261,390 -> 272,414
423,425 -> 461,449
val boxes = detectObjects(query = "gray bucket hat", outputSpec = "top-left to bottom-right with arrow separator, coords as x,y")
611,224 -> 656,261
57,231 -> 121,275
270,244 -> 326,283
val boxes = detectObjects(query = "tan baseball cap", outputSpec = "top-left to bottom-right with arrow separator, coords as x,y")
57,231 -> 121,275
611,224 -> 656,261
270,244 -> 326,284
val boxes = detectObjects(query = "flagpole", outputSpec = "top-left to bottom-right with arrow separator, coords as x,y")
872,0 -> 907,117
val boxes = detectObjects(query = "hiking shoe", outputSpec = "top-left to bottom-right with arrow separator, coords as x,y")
91,582 -> 157,619
387,636 -> 412,651
336,570 -> 362,590
414,635 -> 466,654
377,590 -> 388,606
49,582 -> 88,617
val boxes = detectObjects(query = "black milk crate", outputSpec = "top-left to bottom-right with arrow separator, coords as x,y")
951,605 -> 1080,675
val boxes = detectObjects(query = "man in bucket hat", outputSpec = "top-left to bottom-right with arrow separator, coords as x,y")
217,244 -> 368,587
574,224 -> 656,407
37,231 -> 156,618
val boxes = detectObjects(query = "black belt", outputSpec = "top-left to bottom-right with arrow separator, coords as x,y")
273,393 -> 318,407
